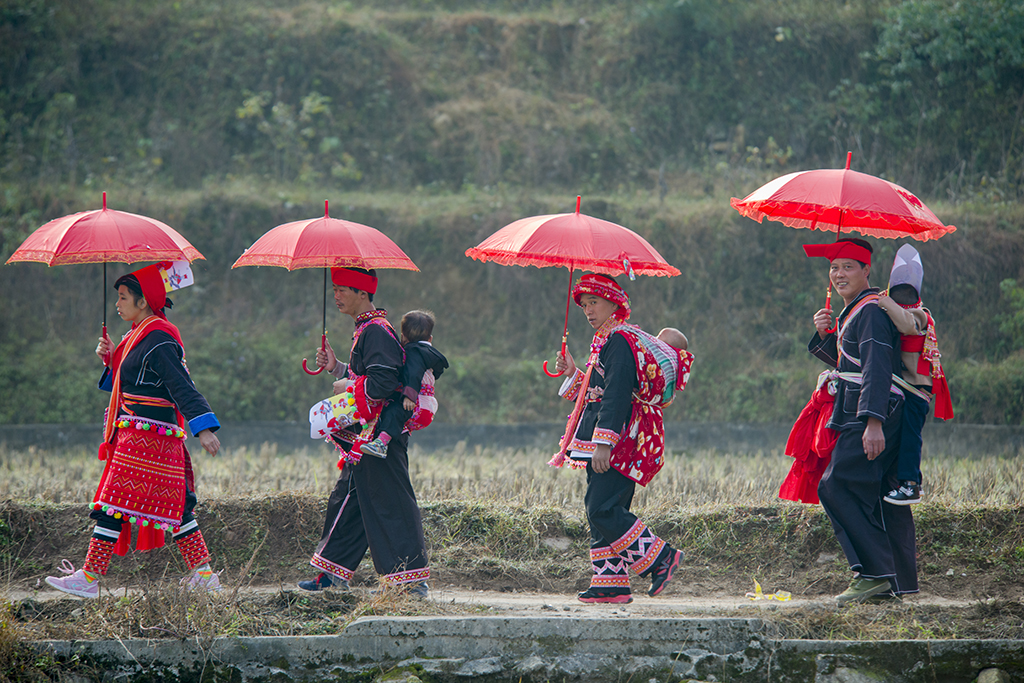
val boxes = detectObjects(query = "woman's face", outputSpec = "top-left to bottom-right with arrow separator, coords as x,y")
115,285 -> 149,324
579,294 -> 619,329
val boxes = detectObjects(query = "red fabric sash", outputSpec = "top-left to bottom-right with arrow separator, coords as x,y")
901,334 -> 925,352
779,378 -> 837,505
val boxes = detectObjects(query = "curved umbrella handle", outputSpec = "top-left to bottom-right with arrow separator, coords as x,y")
542,360 -> 563,378
303,333 -> 327,375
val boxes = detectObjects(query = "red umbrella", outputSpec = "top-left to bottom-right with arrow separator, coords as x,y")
731,152 -> 957,310
466,196 -> 680,376
232,200 -> 419,374
5,192 -> 205,337
731,152 -> 956,241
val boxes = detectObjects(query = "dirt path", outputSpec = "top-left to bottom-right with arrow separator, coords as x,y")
6,584 -> 976,616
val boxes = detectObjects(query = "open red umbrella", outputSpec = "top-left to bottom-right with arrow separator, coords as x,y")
232,200 -> 419,374
466,196 -> 680,376
731,151 -> 957,310
5,192 -> 205,337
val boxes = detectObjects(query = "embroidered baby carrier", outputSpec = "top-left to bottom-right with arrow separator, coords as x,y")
607,325 -> 694,486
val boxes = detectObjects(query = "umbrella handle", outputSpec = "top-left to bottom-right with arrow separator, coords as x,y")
543,335 -> 568,378
303,334 -> 327,375
544,267 -> 575,377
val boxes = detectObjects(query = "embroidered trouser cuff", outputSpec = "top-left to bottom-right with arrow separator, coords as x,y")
610,520 -> 667,577
589,546 -> 630,589
311,553 -> 355,583
382,567 -> 430,586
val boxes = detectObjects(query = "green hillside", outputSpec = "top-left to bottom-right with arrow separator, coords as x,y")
1,0 -> 1023,426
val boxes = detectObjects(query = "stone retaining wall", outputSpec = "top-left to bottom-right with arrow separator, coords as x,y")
32,616 -> 1024,683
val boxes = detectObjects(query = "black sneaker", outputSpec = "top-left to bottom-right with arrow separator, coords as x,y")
884,482 -> 921,506
298,572 -> 349,591
577,587 -> 633,604
648,548 -> 683,597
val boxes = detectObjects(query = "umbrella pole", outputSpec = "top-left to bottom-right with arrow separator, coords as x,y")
543,266 -> 574,378
102,262 -> 107,339
824,209 -> 845,332
302,267 -> 328,375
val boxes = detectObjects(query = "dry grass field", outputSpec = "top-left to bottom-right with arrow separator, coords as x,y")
3,442 -> 1023,510
2,441 -> 1024,659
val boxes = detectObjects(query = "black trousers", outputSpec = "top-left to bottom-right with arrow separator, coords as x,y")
376,397 -> 413,442
818,402 -> 919,594
584,464 -> 669,576
314,432 -> 429,578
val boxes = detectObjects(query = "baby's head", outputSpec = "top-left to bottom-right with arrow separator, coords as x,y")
889,283 -> 920,307
401,310 -> 435,344
657,327 -> 688,351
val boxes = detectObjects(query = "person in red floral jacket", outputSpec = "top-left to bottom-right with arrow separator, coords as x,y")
552,274 -> 694,604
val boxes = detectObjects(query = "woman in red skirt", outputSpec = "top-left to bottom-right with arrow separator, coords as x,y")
45,262 -> 221,598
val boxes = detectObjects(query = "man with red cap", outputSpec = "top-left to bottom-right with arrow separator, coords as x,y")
298,267 -> 430,597
45,262 -> 221,598
552,273 -> 693,604
804,238 -> 918,605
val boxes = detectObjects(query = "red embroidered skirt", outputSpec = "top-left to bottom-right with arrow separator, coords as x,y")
94,423 -> 187,528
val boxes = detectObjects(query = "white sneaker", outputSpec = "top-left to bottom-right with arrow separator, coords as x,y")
182,568 -> 221,591
45,562 -> 99,599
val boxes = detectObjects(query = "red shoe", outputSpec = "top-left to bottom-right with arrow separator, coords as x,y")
577,587 -> 633,604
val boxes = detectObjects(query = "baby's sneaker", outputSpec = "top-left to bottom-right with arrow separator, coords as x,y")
45,562 -> 99,599
884,482 -> 922,505
360,438 -> 388,459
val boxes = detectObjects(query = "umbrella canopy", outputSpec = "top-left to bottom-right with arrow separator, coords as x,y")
232,200 -> 418,374
6,193 -> 204,266
730,152 -> 956,242
232,205 -> 419,272
466,197 -> 680,277
466,196 -> 679,376
5,192 -> 205,334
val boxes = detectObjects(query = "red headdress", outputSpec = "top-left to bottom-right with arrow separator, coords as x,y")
802,241 -> 872,265
572,273 -> 630,317
331,267 -> 378,294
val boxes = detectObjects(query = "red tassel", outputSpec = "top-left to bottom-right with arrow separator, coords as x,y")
932,375 -> 954,420
98,442 -> 111,461
113,521 -> 131,556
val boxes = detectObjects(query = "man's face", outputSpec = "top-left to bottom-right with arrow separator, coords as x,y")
579,294 -> 619,329
829,258 -> 871,301
332,284 -> 363,316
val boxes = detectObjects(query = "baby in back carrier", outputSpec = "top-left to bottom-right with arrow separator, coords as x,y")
655,327 -> 691,405
360,310 -> 449,459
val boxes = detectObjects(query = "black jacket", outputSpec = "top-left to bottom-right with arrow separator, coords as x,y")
808,288 -> 902,430
400,341 -> 449,402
